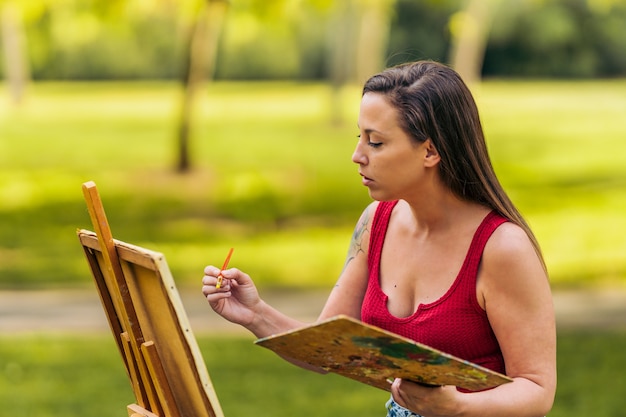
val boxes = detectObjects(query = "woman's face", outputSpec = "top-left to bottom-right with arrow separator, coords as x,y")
353,92 -> 431,202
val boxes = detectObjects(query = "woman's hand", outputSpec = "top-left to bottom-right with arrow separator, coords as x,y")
201,266 -> 262,328
390,378 -> 461,417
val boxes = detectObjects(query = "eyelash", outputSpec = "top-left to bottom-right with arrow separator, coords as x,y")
357,134 -> 383,148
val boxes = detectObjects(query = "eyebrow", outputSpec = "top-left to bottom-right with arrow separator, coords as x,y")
357,124 -> 381,136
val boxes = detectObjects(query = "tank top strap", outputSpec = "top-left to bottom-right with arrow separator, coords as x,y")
462,211 -> 509,279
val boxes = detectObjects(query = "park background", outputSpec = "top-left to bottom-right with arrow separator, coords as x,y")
1,0 -> 625,416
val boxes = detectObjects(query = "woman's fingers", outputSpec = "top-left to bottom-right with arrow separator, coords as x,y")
203,265 -> 221,277
202,265 -> 232,298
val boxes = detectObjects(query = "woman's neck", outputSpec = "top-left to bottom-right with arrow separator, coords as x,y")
401,192 -> 488,237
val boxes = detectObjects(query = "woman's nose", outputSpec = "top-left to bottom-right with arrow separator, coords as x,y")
352,143 -> 368,165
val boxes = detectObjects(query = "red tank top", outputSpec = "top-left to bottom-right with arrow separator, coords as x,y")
361,200 -> 507,376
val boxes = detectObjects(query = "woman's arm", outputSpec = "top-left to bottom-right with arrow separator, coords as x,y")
318,201 -> 376,320
202,202 -> 376,371
472,222 -> 556,416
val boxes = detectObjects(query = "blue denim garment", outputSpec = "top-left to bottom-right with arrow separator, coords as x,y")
385,397 -> 423,417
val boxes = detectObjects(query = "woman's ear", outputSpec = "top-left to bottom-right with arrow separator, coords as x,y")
423,139 -> 441,167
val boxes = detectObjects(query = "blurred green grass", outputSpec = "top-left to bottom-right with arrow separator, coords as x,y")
0,80 -> 625,289
1,331 -> 625,416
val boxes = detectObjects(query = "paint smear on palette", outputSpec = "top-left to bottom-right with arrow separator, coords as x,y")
352,336 -> 451,365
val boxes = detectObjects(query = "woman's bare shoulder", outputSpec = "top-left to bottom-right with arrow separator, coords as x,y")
487,221 -> 534,257
481,221 -> 548,288
347,201 -> 379,259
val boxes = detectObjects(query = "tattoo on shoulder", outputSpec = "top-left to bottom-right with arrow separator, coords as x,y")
342,206 -> 372,273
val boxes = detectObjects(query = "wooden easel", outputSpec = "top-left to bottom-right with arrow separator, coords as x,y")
77,181 -> 224,417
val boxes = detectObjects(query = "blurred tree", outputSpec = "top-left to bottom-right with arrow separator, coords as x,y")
455,0 -> 626,81
325,0 -> 395,124
1,2 -> 29,104
176,0 -> 228,173
354,0 -> 395,84
484,0 -> 626,77
9,0 -> 181,80
326,0 -> 358,124
386,0 -> 458,67
448,0 -> 499,84
5,0 -> 625,86
582,0 -> 626,75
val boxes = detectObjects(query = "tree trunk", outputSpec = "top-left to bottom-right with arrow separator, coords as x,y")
354,0 -> 394,85
326,0 -> 394,126
326,0 -> 357,126
176,0 -> 228,173
1,4 -> 29,105
448,0 -> 498,85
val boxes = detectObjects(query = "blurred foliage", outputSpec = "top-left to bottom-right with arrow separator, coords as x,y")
385,0 -> 458,67
1,0 -> 626,80
485,0 -> 626,77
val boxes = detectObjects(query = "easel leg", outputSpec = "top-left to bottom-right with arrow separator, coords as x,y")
142,341 -> 182,417
127,403 -> 160,417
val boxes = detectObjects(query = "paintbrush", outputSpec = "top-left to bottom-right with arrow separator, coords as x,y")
215,247 -> 234,289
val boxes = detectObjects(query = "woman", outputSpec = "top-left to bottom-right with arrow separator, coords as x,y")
202,60 -> 556,417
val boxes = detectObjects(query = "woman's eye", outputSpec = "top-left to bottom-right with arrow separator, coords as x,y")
357,133 -> 382,148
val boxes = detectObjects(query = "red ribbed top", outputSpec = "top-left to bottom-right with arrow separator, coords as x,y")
361,201 -> 507,377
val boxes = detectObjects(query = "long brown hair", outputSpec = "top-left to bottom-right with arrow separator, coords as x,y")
363,60 -> 546,269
